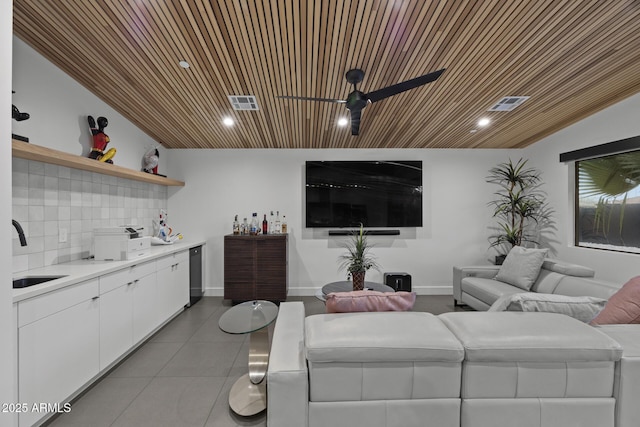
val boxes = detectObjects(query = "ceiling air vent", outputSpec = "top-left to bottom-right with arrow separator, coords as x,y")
487,96 -> 530,112
228,95 -> 259,111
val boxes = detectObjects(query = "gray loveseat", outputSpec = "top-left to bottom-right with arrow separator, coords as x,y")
453,259 -> 622,311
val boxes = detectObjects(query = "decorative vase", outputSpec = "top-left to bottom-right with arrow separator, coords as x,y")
352,271 -> 365,291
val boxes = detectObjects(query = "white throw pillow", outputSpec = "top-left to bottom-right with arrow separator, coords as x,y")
489,292 -> 607,323
495,246 -> 548,290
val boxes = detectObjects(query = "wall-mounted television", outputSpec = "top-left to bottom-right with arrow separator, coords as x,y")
305,161 -> 423,228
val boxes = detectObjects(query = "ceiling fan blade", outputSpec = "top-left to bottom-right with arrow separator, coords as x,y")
365,68 -> 446,103
277,95 -> 346,103
350,110 -> 361,136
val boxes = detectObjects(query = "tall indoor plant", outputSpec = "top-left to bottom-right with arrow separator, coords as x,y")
338,224 -> 380,291
487,158 -> 552,263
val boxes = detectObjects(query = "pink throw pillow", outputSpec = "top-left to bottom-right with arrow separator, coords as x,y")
591,276 -> 640,325
325,290 -> 416,313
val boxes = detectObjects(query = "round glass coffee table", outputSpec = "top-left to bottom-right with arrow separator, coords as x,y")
316,280 -> 395,301
218,300 -> 279,416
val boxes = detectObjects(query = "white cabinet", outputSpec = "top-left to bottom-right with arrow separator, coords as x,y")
99,261 -> 156,370
156,250 -> 189,323
18,279 -> 100,427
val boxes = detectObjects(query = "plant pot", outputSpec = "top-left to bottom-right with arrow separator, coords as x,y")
352,271 -> 365,291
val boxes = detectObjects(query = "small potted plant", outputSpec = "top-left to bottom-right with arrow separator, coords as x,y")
487,158 -> 553,264
338,224 -> 381,291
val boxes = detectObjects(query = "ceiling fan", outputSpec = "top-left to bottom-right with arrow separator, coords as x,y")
277,68 -> 445,135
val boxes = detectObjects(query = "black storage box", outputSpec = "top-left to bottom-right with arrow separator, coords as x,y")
384,272 -> 412,292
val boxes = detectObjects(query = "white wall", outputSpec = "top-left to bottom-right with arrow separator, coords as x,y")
525,92 -> 640,284
2,0 -> 15,423
166,148 -> 515,295
11,37 -> 167,172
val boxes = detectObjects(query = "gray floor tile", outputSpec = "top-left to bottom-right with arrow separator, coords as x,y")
47,377 -> 152,427
158,341 -> 244,377
111,376 -> 226,427
188,312 -> 249,343
109,342 -> 184,378
204,375 -> 266,427
150,315 -> 211,343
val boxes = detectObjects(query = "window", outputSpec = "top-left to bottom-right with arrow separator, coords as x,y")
576,150 -> 640,253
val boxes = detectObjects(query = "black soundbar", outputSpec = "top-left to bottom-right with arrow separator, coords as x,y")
328,229 -> 400,236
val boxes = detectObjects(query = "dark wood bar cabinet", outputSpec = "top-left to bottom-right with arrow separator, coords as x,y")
223,234 -> 288,302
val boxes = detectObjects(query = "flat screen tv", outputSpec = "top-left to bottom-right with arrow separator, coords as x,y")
305,161 -> 423,228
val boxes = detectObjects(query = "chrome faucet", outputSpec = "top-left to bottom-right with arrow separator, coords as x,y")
12,220 -> 27,246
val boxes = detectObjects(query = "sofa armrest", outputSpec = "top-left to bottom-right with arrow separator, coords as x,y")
594,325 -> 640,427
453,266 -> 500,302
267,301 -> 308,427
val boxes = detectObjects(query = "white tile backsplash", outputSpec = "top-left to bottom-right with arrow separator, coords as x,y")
12,158 -> 168,274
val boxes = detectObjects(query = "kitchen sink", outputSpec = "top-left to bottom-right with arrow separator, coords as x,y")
13,275 -> 68,289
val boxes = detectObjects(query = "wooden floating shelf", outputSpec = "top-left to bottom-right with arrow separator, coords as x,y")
12,139 -> 185,187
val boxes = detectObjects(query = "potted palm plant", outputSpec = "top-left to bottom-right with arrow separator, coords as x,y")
487,158 -> 553,264
338,224 -> 380,290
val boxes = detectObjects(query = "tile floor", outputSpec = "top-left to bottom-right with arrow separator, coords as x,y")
46,295 -> 469,427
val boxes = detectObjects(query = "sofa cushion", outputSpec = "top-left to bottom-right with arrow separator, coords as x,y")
542,259 -> 595,277
462,277 -> 525,305
553,276 -> 621,300
305,312 -> 464,363
325,290 -> 416,313
439,312 -> 623,362
489,292 -> 607,323
495,246 -> 548,291
591,276 -> 640,325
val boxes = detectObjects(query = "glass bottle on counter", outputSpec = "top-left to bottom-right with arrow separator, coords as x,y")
269,211 -> 274,233
274,211 -> 281,234
241,218 -> 248,235
281,215 -> 287,233
262,214 -> 268,235
250,213 -> 259,235
233,215 -> 240,235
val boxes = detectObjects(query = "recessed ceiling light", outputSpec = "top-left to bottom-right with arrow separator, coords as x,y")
470,129 -> 477,133
478,117 -> 490,127
178,60 -> 190,69
337,117 -> 348,127
222,117 -> 234,127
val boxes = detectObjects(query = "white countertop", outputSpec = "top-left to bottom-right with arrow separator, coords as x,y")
13,239 -> 206,303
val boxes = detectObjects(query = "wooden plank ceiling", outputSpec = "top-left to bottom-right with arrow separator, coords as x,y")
13,0 -> 640,149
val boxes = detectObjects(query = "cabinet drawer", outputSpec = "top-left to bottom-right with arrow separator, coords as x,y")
156,250 -> 188,270
99,260 -> 156,294
18,279 -> 99,327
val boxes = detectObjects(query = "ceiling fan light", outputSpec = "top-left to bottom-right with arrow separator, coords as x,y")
337,117 -> 349,127
478,117 -> 490,127
222,116 -> 235,127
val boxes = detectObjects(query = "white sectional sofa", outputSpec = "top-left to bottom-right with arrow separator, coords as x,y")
267,302 -> 640,427
453,259 -> 622,311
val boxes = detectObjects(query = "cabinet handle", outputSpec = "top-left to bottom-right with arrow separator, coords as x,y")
134,279 -> 139,283
127,281 -> 133,286
92,296 -> 99,300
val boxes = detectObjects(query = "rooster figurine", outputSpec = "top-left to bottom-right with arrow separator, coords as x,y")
142,147 -> 159,174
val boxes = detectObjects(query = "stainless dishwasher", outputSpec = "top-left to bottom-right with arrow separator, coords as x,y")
189,246 -> 203,306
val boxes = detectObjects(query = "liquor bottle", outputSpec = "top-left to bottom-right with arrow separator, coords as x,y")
250,213 -> 259,235
269,211 -> 274,233
232,215 -> 240,235
275,211 -> 281,234
262,214 -> 268,234
281,215 -> 287,233
241,218 -> 248,235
